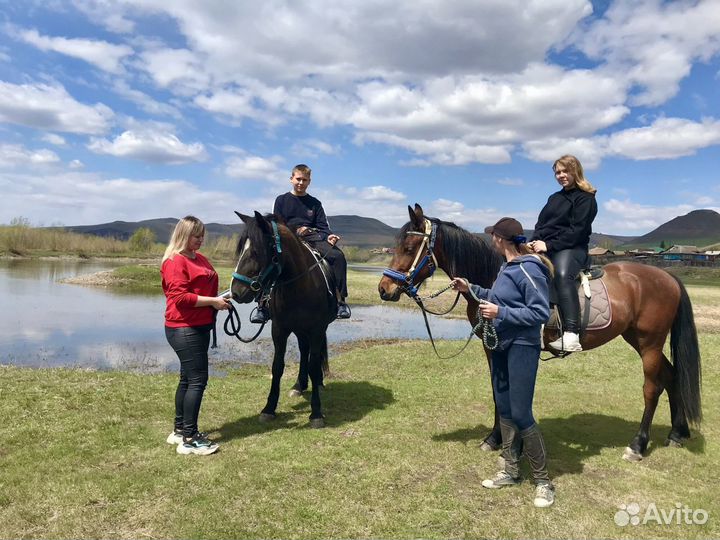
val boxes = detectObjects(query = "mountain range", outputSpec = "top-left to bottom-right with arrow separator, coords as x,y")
61,209 -> 720,250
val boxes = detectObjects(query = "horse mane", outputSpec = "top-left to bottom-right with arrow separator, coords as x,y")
399,217 -> 502,288
236,213 -> 306,267
235,213 -> 280,267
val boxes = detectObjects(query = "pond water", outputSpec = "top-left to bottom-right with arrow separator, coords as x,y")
1,259 -> 473,372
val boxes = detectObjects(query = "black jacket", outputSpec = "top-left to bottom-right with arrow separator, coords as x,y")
531,187 -> 597,254
273,192 -> 333,242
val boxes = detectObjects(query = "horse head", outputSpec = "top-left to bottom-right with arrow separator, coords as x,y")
378,203 -> 439,301
230,211 -> 284,304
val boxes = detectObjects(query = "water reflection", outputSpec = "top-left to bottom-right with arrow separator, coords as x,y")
1,259 -> 472,372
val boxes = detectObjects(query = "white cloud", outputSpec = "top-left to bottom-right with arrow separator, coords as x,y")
574,0 -> 720,106
291,138 -> 340,158
69,159 -> 84,169
497,178 -> 525,187
112,80 -> 181,118
121,0 -> 591,82
523,117 -> 720,167
600,198 -> 695,233
345,186 -> 406,202
41,133 -> 67,146
16,28 -> 133,74
88,128 -> 207,164
138,47 -> 209,93
606,117 -> 720,160
0,170 -> 265,225
0,81 -> 113,134
0,144 -> 60,168
223,154 -> 285,182
72,0 -> 137,33
357,131 -> 512,166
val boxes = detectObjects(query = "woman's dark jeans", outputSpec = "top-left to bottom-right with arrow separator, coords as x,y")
491,343 -> 540,431
550,248 -> 589,333
165,324 -> 212,438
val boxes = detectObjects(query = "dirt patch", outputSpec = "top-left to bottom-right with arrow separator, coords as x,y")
60,270 -> 128,287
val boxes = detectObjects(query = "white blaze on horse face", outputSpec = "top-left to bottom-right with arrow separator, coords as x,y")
235,238 -> 252,273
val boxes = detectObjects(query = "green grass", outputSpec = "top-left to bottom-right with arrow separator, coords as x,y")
2,333 -> 719,539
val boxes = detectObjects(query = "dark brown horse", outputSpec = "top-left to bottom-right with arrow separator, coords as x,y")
230,212 -> 336,427
378,204 -> 702,461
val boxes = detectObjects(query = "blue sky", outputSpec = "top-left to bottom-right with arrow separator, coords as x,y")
1,0 -> 719,235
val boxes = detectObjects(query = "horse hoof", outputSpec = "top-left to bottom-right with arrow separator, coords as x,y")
622,447 -> 643,462
259,413 -> 276,423
288,389 -> 303,397
664,438 -> 683,448
309,417 -> 325,429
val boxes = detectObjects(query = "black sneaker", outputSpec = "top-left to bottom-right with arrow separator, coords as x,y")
337,302 -> 351,319
250,305 -> 271,324
177,432 -> 219,455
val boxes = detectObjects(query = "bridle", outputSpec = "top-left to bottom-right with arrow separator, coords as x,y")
231,219 -> 283,296
382,217 -> 498,358
382,218 -> 438,297
224,219 -> 331,342
223,220 -> 283,343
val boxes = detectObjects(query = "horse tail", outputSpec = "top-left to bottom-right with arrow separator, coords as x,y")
669,274 -> 702,425
321,333 -> 329,377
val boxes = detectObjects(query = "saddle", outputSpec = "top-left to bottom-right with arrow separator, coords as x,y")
546,266 -> 611,335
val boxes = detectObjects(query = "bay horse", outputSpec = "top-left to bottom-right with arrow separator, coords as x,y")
230,211 -> 336,428
378,204 -> 702,461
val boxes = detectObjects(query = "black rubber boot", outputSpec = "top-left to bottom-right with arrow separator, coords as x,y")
500,417 -> 521,478
520,424 -> 552,486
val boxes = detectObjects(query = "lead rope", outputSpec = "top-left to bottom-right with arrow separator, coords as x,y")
415,299 -> 498,359
414,282 -> 461,316
223,302 -> 266,343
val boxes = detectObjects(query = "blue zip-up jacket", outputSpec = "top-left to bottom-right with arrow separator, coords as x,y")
468,255 -> 550,349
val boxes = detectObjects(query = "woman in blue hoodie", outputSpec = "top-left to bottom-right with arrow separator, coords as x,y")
450,217 -> 555,508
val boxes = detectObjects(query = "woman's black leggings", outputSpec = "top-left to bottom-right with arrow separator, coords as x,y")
549,248 -> 590,334
165,324 -> 212,438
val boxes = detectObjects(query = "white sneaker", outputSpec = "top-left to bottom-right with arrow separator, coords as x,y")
166,431 -> 183,445
534,483 -> 555,508
548,332 -> 582,352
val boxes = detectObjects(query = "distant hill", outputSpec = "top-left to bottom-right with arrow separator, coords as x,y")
620,209 -> 720,249
63,218 -> 240,244
57,209 -> 720,251
61,215 -> 401,248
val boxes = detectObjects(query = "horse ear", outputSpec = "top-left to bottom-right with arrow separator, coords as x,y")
254,211 -> 271,234
235,211 -> 251,224
409,203 -> 424,229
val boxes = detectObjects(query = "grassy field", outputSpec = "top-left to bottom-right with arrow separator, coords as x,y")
2,330 -> 719,538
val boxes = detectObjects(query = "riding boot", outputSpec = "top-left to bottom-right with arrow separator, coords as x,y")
520,424 -> 552,487
500,417 -> 521,478
481,417 -> 521,488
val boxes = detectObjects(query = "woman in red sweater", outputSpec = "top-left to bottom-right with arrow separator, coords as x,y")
161,216 -> 230,455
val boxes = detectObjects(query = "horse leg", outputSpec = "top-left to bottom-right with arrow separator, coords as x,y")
260,326 -> 290,421
307,332 -> 326,428
660,353 -> 691,447
289,334 -> 310,397
622,335 -> 665,461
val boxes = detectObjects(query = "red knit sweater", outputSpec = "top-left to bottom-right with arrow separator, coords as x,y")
161,252 -> 218,328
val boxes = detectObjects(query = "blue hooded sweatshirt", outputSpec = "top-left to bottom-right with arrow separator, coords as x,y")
468,254 -> 550,350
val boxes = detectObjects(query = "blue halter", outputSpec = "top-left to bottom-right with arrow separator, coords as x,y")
382,219 -> 438,297
232,220 -> 283,295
